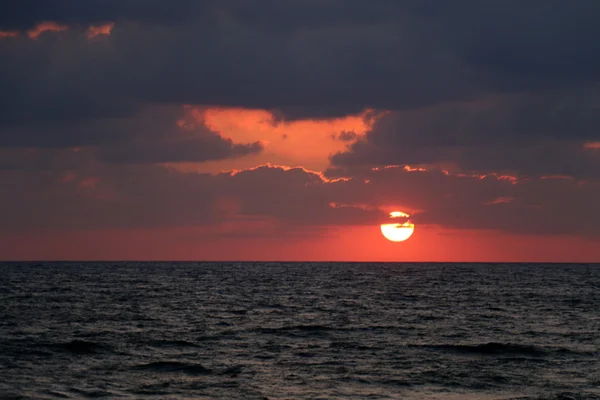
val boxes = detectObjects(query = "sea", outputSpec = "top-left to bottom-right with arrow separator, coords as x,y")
1,262 -> 599,400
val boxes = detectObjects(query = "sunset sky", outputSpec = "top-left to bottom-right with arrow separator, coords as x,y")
1,0 -> 600,261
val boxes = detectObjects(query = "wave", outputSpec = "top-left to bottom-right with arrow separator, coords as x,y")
415,342 -> 546,356
219,365 -> 244,375
508,392 -> 600,400
145,339 -> 200,348
132,361 -> 212,375
196,330 -> 242,341
131,361 -> 244,377
39,390 -> 70,399
255,324 -> 336,335
412,342 -> 589,357
69,387 -> 116,398
49,340 -> 109,355
130,382 -> 172,396
329,341 -> 383,351
0,394 -> 34,400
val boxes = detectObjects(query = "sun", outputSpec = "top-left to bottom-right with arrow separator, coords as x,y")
380,211 -> 415,242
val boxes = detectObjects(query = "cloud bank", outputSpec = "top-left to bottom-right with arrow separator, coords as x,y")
1,0 -> 599,257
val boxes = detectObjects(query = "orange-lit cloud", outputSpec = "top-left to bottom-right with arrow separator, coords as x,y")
61,172 -> 77,183
79,177 -> 99,190
27,22 -> 69,39
87,23 -> 115,38
367,164 -> 520,184
0,30 -> 19,39
180,107 -> 376,173
541,175 -> 574,180
225,163 -> 350,183
484,196 -> 514,205
3,22 -> 115,40
584,141 -> 600,150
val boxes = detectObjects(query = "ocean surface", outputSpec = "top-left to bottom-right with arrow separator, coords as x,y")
1,262 -> 599,400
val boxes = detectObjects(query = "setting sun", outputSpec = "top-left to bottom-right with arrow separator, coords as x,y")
380,211 -> 415,242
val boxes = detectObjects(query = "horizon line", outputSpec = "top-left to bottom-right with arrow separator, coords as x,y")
2,260 -> 599,265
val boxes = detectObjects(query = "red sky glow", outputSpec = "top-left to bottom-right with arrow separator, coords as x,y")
1,2 -> 599,261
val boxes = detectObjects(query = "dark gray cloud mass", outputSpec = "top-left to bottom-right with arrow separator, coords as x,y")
0,164 -> 386,233
331,89 -> 600,178
0,105 -> 263,168
2,164 -> 599,238
1,0 -> 599,123
1,1 -> 600,240
0,0 -> 203,30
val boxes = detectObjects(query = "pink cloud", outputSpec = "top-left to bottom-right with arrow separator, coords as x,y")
0,30 -> 19,39
87,23 -> 115,39
27,22 -> 69,39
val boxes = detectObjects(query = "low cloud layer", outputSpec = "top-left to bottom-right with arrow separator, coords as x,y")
0,106 -> 263,168
2,164 -> 600,239
331,89 -> 600,178
1,1 -> 600,257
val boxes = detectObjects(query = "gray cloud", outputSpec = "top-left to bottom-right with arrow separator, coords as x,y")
96,136 -> 262,165
0,147 -> 94,170
0,105 -> 263,167
324,165 -> 600,237
0,0 -> 203,30
331,89 -> 600,178
332,131 -> 359,142
2,0 -> 599,128
0,164 -> 385,233
1,163 -> 600,238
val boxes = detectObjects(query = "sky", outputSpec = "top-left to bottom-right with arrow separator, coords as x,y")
1,0 -> 600,261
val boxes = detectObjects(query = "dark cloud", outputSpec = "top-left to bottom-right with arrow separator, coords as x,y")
2,164 -> 600,238
332,131 -> 359,142
331,89 -> 600,178
0,147 -> 93,171
0,106 -> 263,167
2,0 -> 599,128
438,0 -> 600,88
325,165 -> 600,237
92,111 -> 264,164
225,166 -> 386,225
0,0 -> 203,30
0,166 -> 221,232
413,176 -> 600,237
0,164 -> 385,232
97,136 -> 262,165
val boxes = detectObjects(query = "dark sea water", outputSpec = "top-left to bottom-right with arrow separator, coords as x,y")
1,262 -> 599,400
